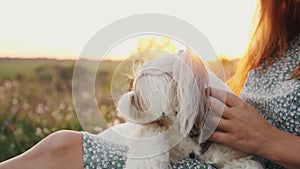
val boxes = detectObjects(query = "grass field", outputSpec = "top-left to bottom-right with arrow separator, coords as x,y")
0,57 -> 238,161
0,58 -> 124,161
0,58 -> 74,79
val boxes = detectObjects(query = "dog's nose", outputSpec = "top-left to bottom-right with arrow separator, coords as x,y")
189,151 -> 196,159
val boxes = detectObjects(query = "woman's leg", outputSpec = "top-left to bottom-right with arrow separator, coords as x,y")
0,130 -> 84,169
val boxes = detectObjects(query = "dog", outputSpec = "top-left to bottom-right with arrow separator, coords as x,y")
115,49 -> 264,169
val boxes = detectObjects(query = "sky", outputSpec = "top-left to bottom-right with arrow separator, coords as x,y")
0,0 -> 257,60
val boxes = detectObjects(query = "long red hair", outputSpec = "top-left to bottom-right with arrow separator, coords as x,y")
228,0 -> 300,95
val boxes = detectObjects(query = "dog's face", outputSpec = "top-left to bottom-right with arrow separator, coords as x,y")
117,55 -> 178,125
117,49 -> 210,138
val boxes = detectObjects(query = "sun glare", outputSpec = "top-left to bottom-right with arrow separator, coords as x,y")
0,0 -> 257,60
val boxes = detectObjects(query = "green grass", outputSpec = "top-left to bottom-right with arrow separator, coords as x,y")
0,58 -> 75,79
0,57 -> 238,162
0,58 -> 122,80
0,58 -> 124,161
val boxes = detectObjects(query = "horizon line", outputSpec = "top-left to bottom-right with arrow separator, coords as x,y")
0,53 -> 241,62
0,55 -> 128,61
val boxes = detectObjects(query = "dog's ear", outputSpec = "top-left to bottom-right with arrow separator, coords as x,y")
117,91 -> 142,123
117,90 -> 163,123
172,49 -> 209,136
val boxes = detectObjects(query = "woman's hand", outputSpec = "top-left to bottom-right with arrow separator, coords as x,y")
207,87 -> 300,169
207,87 -> 276,155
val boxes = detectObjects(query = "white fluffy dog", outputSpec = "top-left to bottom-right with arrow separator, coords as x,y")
115,49 -> 264,169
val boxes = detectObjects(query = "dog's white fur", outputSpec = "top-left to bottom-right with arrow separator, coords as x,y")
117,49 -> 264,169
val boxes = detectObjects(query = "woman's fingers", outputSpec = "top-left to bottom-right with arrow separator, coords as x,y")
208,97 -> 231,119
210,116 -> 231,132
209,131 -> 230,144
207,87 -> 241,107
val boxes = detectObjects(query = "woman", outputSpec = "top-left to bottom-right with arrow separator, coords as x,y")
172,0 -> 300,168
0,1 -> 299,169
207,0 -> 300,168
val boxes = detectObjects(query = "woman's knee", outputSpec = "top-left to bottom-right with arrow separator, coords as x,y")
0,130 -> 83,169
44,130 -> 82,155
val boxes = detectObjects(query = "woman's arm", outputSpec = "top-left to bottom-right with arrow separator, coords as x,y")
207,87 -> 300,169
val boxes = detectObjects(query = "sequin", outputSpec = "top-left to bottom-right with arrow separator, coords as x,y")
82,132 -> 128,169
241,35 -> 300,169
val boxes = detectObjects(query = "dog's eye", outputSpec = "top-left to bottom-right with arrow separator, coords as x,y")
130,94 -> 139,109
189,132 -> 200,138
130,95 -> 136,106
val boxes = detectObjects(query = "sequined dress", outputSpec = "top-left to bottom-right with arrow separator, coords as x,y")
240,35 -> 300,168
82,131 -> 215,169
